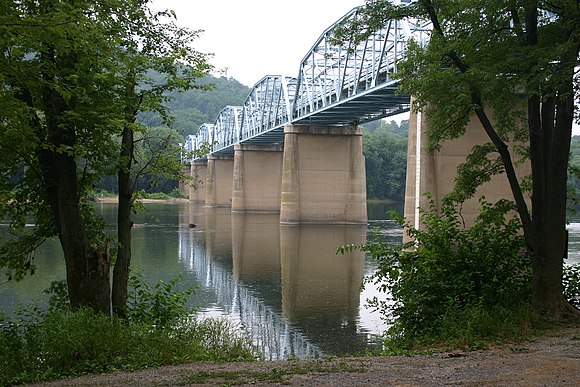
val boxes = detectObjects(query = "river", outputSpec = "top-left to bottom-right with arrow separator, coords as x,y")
1,201 -> 578,360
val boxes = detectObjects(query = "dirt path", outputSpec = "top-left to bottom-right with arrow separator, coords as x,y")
31,327 -> 579,386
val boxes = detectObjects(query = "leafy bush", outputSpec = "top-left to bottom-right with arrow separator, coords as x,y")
126,273 -> 196,328
361,196 -> 532,349
563,263 -> 580,308
169,187 -> 186,198
0,275 -> 256,385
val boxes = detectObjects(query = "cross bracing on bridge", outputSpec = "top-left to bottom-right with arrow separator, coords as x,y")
183,2 -> 431,162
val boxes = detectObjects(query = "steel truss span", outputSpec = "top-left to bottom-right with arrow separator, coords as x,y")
183,2 -> 430,162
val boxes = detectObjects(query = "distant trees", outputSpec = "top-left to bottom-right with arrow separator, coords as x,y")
363,120 -> 408,201
161,75 -> 250,136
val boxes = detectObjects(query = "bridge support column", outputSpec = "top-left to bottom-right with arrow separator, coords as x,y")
205,154 -> 234,207
280,124 -> 367,224
404,100 -> 530,234
189,160 -> 207,203
232,144 -> 283,213
179,164 -> 191,198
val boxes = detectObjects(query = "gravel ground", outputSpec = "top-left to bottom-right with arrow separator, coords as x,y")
31,327 -> 579,386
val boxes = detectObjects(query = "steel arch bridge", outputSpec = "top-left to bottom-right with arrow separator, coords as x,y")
183,2 -> 431,162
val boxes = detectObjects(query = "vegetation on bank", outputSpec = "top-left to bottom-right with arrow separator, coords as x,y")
344,197 -> 580,355
90,188 -> 186,201
0,275 -> 256,385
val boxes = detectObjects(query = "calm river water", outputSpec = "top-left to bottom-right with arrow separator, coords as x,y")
1,202 -> 579,360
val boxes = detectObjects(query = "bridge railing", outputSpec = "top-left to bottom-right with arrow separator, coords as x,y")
188,3 -> 431,161
292,8 -> 429,119
240,75 -> 297,142
212,106 -> 243,154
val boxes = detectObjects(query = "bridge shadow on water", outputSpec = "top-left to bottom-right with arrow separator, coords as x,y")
178,203 -> 385,360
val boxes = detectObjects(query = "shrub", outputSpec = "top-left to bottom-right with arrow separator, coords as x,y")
126,273 -> 196,328
361,196 -> 532,349
0,275 -> 256,385
563,263 -> 580,308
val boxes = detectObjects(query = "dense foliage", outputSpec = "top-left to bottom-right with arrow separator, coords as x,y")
0,276 -> 256,385
359,197 -> 534,350
342,0 -> 580,320
363,120 -> 408,201
0,0 -> 219,313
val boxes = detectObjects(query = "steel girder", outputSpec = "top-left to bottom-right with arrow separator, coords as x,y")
181,134 -> 196,164
212,106 -> 243,155
190,3 -> 431,160
239,75 -> 297,146
292,6 -> 430,125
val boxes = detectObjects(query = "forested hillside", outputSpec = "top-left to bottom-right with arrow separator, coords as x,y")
153,75 -> 251,136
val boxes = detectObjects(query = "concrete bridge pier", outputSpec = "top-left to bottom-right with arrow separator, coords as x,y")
280,124 -> 367,224
232,144 -> 283,213
189,160 -> 207,203
205,154 -> 234,207
404,101 -> 531,234
178,164 -> 192,198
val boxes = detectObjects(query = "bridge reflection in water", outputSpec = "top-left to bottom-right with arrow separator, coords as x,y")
178,203 -> 370,360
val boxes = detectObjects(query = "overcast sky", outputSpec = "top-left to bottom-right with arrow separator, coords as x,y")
151,1 -> 578,133
152,0 -> 365,87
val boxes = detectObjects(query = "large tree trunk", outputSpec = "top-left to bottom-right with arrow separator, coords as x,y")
36,45 -> 111,315
39,150 -> 111,313
525,4 -> 580,319
112,124 -> 134,318
112,76 -> 137,318
37,122 -> 111,314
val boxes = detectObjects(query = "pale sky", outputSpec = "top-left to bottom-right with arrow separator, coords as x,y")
152,0 -> 365,87
151,0 -> 578,134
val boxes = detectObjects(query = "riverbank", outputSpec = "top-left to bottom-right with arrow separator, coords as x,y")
94,197 -> 189,204
32,326 -> 579,386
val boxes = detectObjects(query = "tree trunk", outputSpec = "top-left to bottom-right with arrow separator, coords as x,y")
44,153 -> 111,313
112,124 -> 134,318
112,76 -> 137,318
528,58 -> 579,319
36,47 -> 111,314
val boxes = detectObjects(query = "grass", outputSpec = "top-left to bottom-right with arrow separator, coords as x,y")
0,308 -> 256,385
372,304 -> 543,356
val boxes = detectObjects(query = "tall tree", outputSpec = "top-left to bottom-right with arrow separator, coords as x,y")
0,0 -> 209,314
1,0 -> 124,313
110,2 -> 210,317
339,0 -> 580,319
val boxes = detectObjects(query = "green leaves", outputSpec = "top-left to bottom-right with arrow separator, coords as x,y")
126,272 -> 198,328
363,120 -> 408,201
364,196 -> 530,339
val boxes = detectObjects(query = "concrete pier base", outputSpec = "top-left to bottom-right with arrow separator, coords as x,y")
280,125 -> 367,224
205,154 -> 234,207
232,144 -> 283,213
178,165 -> 191,198
189,160 -> 207,203
404,101 -> 531,236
